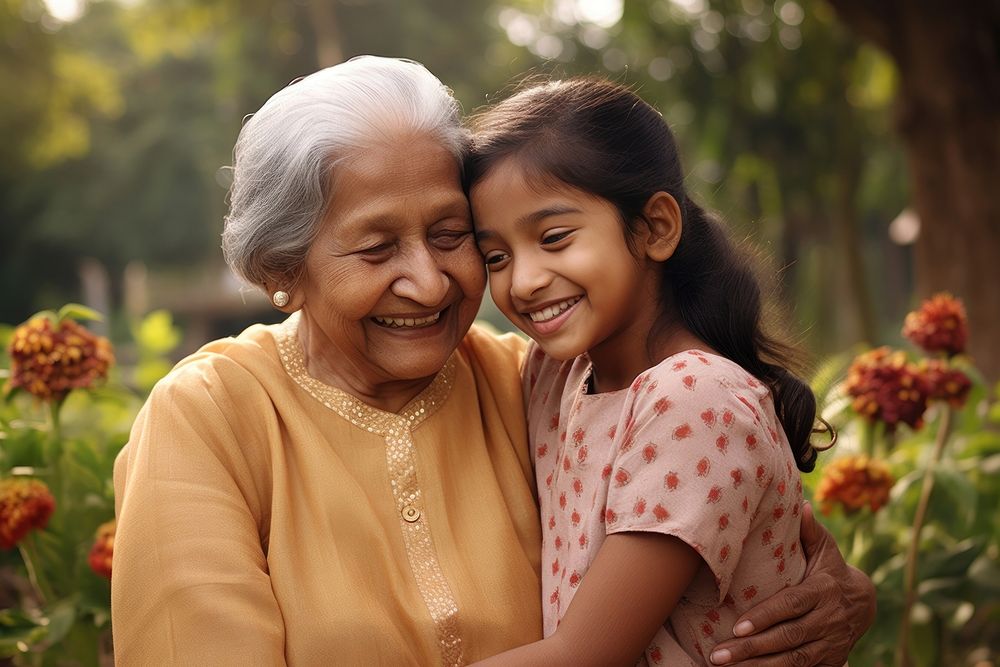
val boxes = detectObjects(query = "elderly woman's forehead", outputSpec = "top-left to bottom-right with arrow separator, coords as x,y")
332,132 -> 462,185
323,139 -> 468,228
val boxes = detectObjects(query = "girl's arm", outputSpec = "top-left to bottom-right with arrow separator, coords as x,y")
474,531 -> 702,667
707,502 -> 876,666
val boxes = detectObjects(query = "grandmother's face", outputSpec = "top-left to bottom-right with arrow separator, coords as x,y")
296,133 -> 485,385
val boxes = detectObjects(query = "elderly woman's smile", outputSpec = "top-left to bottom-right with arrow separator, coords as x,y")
372,311 -> 441,328
292,132 -> 486,406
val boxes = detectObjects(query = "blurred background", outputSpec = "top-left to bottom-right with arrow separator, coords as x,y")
3,0 -> 996,377
2,2 -> 999,664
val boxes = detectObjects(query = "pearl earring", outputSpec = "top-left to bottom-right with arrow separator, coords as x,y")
272,290 -> 289,307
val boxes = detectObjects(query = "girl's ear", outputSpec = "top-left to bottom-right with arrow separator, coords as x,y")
641,192 -> 683,262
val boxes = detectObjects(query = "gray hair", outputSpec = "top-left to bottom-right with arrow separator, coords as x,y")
222,56 -> 469,290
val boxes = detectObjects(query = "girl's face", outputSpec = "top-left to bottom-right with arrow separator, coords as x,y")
471,159 -> 664,368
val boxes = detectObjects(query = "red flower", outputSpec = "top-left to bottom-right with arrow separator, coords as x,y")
919,359 -> 973,409
8,316 -> 113,401
845,347 -> 930,430
88,519 -> 116,579
814,455 -> 894,515
0,478 -> 56,549
902,292 -> 968,356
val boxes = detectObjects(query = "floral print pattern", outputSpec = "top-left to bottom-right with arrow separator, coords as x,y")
525,346 -> 806,665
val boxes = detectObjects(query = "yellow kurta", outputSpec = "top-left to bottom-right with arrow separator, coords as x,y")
112,317 -> 542,665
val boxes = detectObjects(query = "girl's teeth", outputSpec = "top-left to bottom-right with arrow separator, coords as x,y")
529,297 -> 580,323
374,312 -> 441,328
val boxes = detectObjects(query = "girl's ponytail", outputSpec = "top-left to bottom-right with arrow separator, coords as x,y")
668,200 -> 819,472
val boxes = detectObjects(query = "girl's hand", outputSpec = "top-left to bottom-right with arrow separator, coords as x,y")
708,502 -> 876,666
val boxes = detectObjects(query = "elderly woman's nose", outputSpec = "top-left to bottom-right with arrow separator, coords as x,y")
392,244 -> 451,306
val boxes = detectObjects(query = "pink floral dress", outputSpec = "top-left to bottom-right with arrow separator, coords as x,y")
524,345 -> 806,665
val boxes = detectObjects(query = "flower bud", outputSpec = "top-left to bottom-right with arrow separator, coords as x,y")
845,347 -> 930,430
8,316 -> 114,401
919,359 -> 973,409
0,479 -> 56,549
88,520 -> 115,580
815,455 -> 894,515
902,293 -> 968,356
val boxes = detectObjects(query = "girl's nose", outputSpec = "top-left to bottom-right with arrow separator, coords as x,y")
510,257 -> 552,303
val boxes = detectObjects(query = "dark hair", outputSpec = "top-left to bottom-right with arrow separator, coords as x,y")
467,77 -> 820,472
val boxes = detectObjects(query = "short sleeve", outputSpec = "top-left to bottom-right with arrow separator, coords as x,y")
112,360 -> 288,665
604,353 -> 782,603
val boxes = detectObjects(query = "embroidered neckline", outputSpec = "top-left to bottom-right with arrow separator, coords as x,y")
274,313 -> 455,436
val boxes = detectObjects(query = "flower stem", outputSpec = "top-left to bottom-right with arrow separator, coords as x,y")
896,406 -> 954,667
849,517 -> 867,565
46,399 -> 68,511
861,421 -> 875,457
18,533 -> 55,604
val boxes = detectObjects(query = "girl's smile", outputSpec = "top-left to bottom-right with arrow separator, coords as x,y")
523,295 -> 583,334
471,159 -> 667,390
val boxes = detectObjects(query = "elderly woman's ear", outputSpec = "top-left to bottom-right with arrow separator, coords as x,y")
265,282 -> 304,312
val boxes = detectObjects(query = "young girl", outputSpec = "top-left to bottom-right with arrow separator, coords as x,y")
467,78 -> 821,666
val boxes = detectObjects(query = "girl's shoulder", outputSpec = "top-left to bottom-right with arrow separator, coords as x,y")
631,350 -> 774,425
644,349 -> 764,392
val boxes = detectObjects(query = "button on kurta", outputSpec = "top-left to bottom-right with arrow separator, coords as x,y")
401,505 -> 421,522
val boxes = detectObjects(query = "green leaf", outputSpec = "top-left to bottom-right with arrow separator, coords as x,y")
919,539 -> 984,580
134,359 -> 174,392
956,431 -> 1000,459
0,601 -> 76,657
3,386 -> 25,404
929,465 -> 978,527
26,310 -> 58,326
57,303 -> 104,324
133,310 -> 181,356
40,600 -> 77,648
980,452 -> 1000,475
906,601 -> 940,667
968,554 -> 1000,594
988,401 -> 1000,425
810,349 -> 856,401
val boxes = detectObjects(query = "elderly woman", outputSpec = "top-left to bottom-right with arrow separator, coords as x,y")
112,56 -> 874,665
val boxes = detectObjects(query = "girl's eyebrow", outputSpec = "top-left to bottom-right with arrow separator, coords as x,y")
475,205 -> 582,242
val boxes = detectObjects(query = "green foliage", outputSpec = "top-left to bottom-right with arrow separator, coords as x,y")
808,353 -> 1000,665
1,0 -> 912,362
0,307 -> 178,664
129,310 -> 181,392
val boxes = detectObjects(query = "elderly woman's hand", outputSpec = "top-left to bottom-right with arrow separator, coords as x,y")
708,502 -> 876,666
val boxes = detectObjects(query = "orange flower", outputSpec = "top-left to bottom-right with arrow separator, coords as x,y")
815,455 -> 894,515
8,316 -> 113,401
919,359 -> 973,409
0,478 -> 56,549
88,520 -> 115,580
902,293 -> 968,356
844,347 -> 930,430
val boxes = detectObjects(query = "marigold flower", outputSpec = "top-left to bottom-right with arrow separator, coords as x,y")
902,293 -> 968,356
919,359 -> 973,409
0,478 -> 56,549
815,455 -> 894,515
88,520 -> 115,580
844,347 -> 930,430
8,316 -> 114,401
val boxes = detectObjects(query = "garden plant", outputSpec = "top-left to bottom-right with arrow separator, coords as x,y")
0,296 -> 997,665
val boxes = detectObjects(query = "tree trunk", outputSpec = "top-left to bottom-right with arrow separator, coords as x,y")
827,0 -> 1000,380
